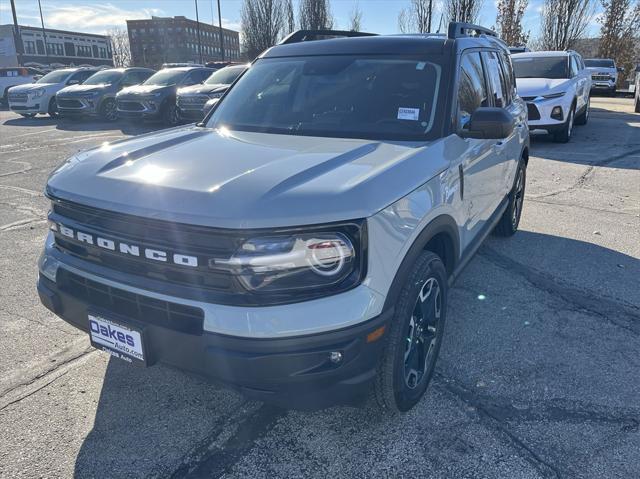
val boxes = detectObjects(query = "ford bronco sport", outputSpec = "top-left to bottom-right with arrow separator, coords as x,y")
38,23 -> 529,413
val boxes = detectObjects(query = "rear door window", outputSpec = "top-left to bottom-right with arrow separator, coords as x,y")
457,52 -> 489,129
483,51 -> 507,108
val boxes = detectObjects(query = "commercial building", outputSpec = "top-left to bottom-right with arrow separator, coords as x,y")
0,24 -> 113,68
127,16 -> 240,69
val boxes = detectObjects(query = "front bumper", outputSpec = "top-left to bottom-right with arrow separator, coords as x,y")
116,97 -> 162,120
591,80 -> 615,90
9,102 -> 43,114
525,97 -> 572,131
37,271 -> 389,409
56,96 -> 100,116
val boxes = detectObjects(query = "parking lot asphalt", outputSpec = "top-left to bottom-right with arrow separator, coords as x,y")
0,97 -> 638,479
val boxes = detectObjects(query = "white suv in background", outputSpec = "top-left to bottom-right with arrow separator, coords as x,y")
512,51 -> 591,142
1,67 -> 43,105
7,67 -> 99,118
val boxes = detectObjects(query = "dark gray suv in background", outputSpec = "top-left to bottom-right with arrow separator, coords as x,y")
116,66 -> 213,126
176,64 -> 248,122
56,68 -> 155,121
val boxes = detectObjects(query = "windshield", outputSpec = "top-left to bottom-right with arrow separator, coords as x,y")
585,59 -> 615,68
205,66 -> 246,85
143,69 -> 186,86
82,70 -> 123,85
36,70 -> 73,84
513,57 -> 569,79
207,56 -> 442,141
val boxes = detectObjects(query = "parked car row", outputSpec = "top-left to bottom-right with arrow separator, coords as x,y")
6,64 -> 248,125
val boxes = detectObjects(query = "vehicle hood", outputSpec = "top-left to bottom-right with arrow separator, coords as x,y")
46,126 -> 451,229
178,83 -> 228,96
117,84 -> 172,97
516,78 -> 571,98
8,82 -> 56,93
57,84 -> 109,96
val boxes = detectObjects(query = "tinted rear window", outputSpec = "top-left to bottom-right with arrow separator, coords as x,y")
512,57 -> 569,80
585,59 -> 615,68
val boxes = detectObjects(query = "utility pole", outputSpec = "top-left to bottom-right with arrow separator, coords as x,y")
427,0 -> 433,32
194,0 -> 203,64
37,0 -> 50,65
216,0 -> 224,61
9,0 -> 23,66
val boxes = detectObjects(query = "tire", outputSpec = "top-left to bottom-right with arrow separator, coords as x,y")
373,251 -> 448,414
99,98 -> 118,121
574,97 -> 589,125
493,160 -> 526,237
635,95 -> 640,113
162,102 -> 179,126
48,97 -> 59,119
552,105 -> 574,143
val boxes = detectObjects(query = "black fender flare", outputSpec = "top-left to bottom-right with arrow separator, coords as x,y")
382,214 -> 460,312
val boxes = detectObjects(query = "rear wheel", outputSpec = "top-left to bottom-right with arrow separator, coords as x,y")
99,98 -> 118,121
494,160 -> 526,237
553,106 -> 574,143
48,97 -> 59,118
373,251 -> 448,414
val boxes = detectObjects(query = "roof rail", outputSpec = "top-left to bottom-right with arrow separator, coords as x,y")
279,29 -> 377,45
447,22 -> 497,39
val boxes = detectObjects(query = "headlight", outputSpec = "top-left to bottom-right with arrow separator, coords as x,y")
541,91 -> 566,100
211,225 -> 366,295
31,88 -> 45,98
208,91 -> 224,99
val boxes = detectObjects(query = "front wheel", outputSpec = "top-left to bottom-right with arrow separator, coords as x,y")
575,97 -> 590,125
48,97 -> 59,118
493,160 -> 526,237
162,102 -> 180,126
553,106 -> 574,143
99,98 -> 118,121
373,251 -> 448,414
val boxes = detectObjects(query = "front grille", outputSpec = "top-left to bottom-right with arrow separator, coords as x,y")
526,103 -> 540,121
58,269 -> 204,335
50,199 -> 239,293
592,75 -> 611,82
117,100 -> 144,111
9,92 -> 27,102
57,98 -> 83,108
177,95 -> 208,110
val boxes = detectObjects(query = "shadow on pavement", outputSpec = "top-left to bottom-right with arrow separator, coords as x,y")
72,230 -> 640,478
2,115 -> 166,135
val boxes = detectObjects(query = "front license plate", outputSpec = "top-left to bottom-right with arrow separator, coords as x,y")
88,313 -> 146,365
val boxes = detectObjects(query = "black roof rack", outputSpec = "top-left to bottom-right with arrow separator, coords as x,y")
447,22 -> 498,39
279,29 -> 377,45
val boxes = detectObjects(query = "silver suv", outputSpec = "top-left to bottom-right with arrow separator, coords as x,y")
38,23 -> 529,412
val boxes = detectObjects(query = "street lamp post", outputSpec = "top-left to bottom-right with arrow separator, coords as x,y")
9,0 -> 23,66
216,0 -> 224,61
194,0 -> 203,64
37,0 -> 50,65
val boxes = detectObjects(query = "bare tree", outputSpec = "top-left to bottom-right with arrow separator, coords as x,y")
397,0 -> 434,33
349,1 -> 363,31
241,0 -> 286,60
495,0 -> 529,46
538,0 -> 596,50
299,0 -> 333,30
284,0 -> 296,35
598,0 -> 640,85
445,0 -> 483,24
108,27 -> 131,67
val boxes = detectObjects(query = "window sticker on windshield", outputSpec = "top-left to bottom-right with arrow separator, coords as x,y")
398,107 -> 420,121
416,62 -> 426,70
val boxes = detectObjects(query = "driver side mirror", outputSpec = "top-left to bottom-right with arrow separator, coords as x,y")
460,107 -> 515,140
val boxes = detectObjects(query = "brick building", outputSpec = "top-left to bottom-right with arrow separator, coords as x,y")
126,16 -> 240,69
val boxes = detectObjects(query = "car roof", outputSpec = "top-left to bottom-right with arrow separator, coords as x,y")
512,51 -> 572,58
161,66 -> 211,72
261,33 -> 506,59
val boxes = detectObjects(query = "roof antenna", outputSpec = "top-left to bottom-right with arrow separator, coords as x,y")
436,14 -> 444,34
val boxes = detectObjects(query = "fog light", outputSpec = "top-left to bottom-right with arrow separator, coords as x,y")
329,351 -> 343,364
551,106 -> 563,120
38,254 -> 60,281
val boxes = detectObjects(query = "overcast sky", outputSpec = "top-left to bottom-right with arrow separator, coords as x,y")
1,0 -> 604,39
